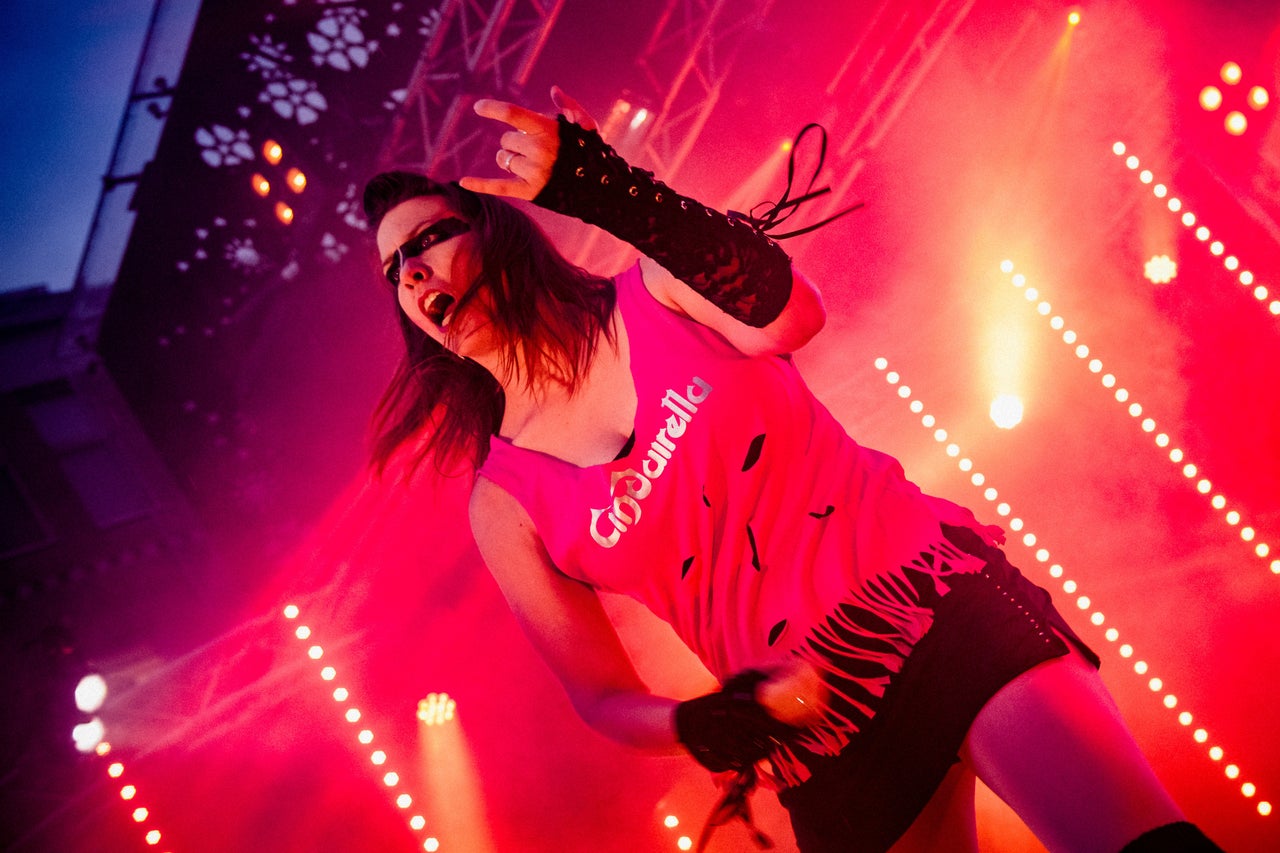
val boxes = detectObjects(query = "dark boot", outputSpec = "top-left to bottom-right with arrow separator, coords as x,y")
1118,821 -> 1224,852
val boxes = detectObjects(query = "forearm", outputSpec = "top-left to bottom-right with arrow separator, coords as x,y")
573,688 -> 682,754
533,116 -> 794,328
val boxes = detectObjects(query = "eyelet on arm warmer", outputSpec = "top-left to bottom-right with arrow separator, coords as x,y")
674,670 -> 800,773
532,116 -> 794,328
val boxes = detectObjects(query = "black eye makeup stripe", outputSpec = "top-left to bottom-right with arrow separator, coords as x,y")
386,217 -> 470,286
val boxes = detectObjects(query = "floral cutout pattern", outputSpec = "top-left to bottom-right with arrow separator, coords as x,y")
195,125 -> 255,168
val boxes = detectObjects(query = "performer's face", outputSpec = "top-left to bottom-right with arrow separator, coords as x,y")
377,195 -> 491,357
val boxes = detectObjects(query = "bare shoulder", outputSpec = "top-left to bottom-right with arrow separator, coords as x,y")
469,475 -> 533,549
636,256 -> 687,314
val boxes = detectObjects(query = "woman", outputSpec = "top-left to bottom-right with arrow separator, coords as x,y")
363,87 -> 1219,852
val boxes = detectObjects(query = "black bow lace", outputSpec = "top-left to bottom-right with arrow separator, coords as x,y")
729,123 -> 865,240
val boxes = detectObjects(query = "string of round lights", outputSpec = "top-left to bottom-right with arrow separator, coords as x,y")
998,260 -> 1277,577
872,357 -> 1271,817
97,742 -> 174,850
1111,142 -> 1279,318
282,603 -> 442,851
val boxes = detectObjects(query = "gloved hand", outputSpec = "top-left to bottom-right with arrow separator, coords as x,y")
674,670 -> 802,773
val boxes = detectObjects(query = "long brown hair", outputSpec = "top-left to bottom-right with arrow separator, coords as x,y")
362,172 -> 616,474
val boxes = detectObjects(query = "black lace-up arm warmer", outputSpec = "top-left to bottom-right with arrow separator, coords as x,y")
532,117 -> 794,329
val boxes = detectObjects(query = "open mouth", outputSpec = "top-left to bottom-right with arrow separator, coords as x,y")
421,290 -> 457,330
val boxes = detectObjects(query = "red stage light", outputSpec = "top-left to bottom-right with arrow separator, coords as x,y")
1199,86 -> 1223,111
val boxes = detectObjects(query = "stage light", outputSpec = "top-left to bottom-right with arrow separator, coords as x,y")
1225,111 -> 1247,135
283,606 -> 434,846
133,807 -> 149,822
121,785 -> 137,800
678,837 -> 694,851
417,692 -> 458,726
988,394 -> 1018,427
263,139 -> 283,164
1014,258 -> 1279,574
664,815 -> 680,828
1068,8 -> 1081,26
275,201 -> 295,225
145,830 -> 161,845
1221,62 -> 1242,85
252,174 -> 271,196
72,717 -> 105,753
76,673 -> 108,713
1199,86 -> 1223,111
108,762 -> 124,778
424,839 -> 440,852
287,167 -> 307,192
1248,86 -> 1270,110
96,742 -> 111,756
1260,801 -> 1272,816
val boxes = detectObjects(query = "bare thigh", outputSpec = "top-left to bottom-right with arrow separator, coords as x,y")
961,644 -> 1183,853
888,762 -> 979,853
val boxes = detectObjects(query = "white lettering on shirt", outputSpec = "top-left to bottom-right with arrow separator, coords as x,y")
589,376 -> 712,548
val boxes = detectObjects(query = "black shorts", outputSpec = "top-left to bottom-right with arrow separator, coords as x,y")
777,524 -> 1099,853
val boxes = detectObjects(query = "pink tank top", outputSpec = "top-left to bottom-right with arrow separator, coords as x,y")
478,263 -> 985,676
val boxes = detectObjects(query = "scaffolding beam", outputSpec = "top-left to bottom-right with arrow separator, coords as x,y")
379,0 -> 566,178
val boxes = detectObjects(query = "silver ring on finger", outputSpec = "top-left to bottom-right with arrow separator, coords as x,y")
500,150 -> 515,172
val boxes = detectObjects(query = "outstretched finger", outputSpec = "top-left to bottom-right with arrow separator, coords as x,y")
550,86 -> 597,130
458,174 -> 536,201
472,98 -> 556,135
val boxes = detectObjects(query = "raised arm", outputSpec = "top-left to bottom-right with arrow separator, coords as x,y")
468,476 -> 681,751
460,88 -> 826,357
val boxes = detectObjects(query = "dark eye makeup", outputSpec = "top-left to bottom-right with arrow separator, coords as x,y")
385,217 -> 470,286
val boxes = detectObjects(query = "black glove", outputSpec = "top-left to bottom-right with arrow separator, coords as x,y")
674,670 -> 800,772
532,116 -> 794,328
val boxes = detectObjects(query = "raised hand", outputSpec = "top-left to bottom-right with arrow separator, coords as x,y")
460,86 -> 597,201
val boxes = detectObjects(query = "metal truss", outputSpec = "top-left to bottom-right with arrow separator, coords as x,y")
814,0 -> 977,224
379,0 -> 566,178
630,0 -> 778,183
